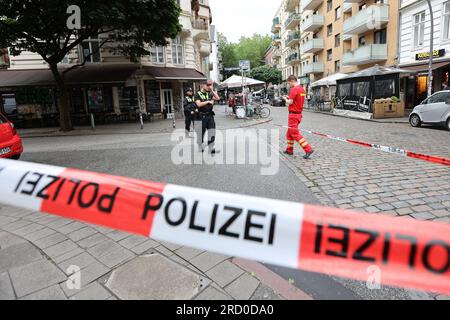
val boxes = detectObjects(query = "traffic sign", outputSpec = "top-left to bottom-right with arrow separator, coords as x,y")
239,60 -> 251,71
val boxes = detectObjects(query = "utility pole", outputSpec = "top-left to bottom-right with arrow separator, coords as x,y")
427,0 -> 434,97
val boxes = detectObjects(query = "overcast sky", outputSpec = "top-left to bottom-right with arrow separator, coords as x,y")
209,0 -> 280,43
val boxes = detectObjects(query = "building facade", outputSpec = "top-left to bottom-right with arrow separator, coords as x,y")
209,25 -> 224,84
0,0 -> 213,127
271,0 -> 399,92
399,0 -> 450,108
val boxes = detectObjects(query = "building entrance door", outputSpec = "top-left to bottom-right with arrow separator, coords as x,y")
161,89 -> 174,115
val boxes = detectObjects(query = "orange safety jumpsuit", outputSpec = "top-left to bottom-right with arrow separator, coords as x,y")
285,85 -> 313,154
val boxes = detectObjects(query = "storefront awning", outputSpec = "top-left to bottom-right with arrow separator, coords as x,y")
0,69 -> 54,87
143,66 -> 207,81
0,64 -> 141,87
401,60 -> 450,73
0,64 -> 207,87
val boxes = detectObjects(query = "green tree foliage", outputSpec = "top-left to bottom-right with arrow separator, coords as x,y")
234,34 -> 272,70
0,0 -> 181,131
218,32 -> 272,79
249,65 -> 282,85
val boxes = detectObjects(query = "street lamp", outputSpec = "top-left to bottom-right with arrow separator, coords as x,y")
427,0 -> 434,97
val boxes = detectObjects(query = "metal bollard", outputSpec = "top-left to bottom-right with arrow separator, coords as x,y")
90,113 -> 95,130
139,112 -> 144,130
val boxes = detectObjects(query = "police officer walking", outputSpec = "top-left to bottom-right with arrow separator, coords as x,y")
194,80 -> 220,154
183,88 -> 196,138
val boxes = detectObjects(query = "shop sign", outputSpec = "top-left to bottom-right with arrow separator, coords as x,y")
415,49 -> 446,61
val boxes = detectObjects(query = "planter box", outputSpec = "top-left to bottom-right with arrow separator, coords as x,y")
373,101 -> 405,119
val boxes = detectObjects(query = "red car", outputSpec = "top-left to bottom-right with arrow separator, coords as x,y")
0,113 -> 23,160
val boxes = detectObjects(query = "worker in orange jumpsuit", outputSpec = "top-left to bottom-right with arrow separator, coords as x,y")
282,75 -> 314,159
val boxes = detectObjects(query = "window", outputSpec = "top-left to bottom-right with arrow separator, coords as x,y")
172,36 -> 184,65
118,87 -> 138,112
327,24 -> 333,37
374,29 -> 387,44
327,0 -> 333,12
87,87 -> 113,113
80,37 -> 100,63
352,81 -> 370,97
443,2 -> 450,41
358,36 -> 366,47
413,12 -> 426,47
313,54 -> 319,62
150,45 -> 165,63
427,92 -> 450,103
335,34 -> 341,47
359,4 -> 367,11
335,60 -> 340,72
327,49 -> 333,61
374,79 -> 396,99
335,7 -> 341,20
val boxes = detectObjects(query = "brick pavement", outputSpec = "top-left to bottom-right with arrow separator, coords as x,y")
0,204 -> 299,300
276,111 -> 450,223
274,110 -> 449,299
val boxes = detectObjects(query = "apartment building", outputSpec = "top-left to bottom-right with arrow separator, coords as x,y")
0,0 -> 213,127
271,0 -> 303,85
209,25 -> 224,84
399,0 -> 450,108
271,0 -> 399,90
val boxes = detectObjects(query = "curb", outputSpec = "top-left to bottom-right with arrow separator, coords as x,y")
19,117 -> 274,139
232,258 -> 313,300
304,109 -> 410,124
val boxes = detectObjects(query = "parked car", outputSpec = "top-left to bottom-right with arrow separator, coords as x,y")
0,113 -> 23,160
270,96 -> 286,107
409,90 -> 450,131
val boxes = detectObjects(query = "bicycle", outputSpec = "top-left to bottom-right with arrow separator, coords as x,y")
253,103 -> 270,119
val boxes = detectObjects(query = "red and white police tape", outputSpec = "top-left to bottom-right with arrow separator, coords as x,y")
272,124 -> 450,167
0,158 -> 450,295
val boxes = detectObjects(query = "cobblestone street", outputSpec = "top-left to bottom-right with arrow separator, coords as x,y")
272,108 -> 450,223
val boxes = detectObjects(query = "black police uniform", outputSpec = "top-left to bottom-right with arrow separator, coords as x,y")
194,90 -> 216,151
183,95 -> 196,134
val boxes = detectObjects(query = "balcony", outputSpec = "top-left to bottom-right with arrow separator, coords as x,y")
273,49 -> 282,58
303,62 -> 324,74
302,0 -> 322,11
302,14 -> 324,32
343,34 -> 352,41
192,19 -> 210,41
342,44 -> 388,65
285,13 -> 301,30
286,52 -> 301,65
272,17 -> 282,33
285,31 -> 301,48
343,3 -> 352,13
272,35 -> 282,46
343,4 -> 389,35
199,39 -> 211,57
301,38 -> 324,54
285,0 -> 300,12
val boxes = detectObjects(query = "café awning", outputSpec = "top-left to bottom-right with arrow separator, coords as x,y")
401,60 -> 450,73
143,66 -> 207,81
0,64 -> 206,88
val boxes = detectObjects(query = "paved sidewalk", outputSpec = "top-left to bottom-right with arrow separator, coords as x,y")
18,111 -> 271,138
0,204 -> 310,300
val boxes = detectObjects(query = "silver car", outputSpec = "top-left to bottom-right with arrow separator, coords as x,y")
409,90 -> 450,131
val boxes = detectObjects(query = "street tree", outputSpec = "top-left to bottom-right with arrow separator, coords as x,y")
234,34 -> 272,70
249,65 -> 282,85
0,0 -> 181,131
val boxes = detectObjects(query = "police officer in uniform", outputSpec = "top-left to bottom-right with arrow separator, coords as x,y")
183,88 -> 196,138
194,80 -> 220,153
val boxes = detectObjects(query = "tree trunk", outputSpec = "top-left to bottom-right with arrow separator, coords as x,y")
49,64 -> 73,132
